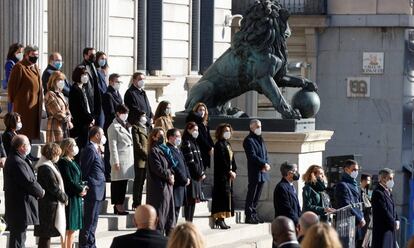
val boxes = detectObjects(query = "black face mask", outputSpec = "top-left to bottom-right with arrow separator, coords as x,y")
312,177 -> 327,191
292,171 -> 300,181
156,136 -> 164,145
28,56 -> 38,64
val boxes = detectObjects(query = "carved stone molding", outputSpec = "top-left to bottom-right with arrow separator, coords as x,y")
144,76 -> 175,102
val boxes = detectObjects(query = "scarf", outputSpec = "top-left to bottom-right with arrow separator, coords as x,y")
342,173 -> 358,190
159,144 -> 178,168
35,156 -> 66,237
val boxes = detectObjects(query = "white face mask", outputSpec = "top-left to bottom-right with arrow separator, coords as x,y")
100,135 -> 107,145
81,75 -> 89,84
16,53 -> 23,61
386,179 -> 394,189
16,122 -> 23,131
139,116 -> 147,125
165,108 -> 171,115
254,127 -> 262,136
350,171 -> 358,179
119,113 -> 128,122
223,131 -> 231,140
25,144 -> 31,157
192,130 -> 199,139
174,137 -> 182,147
56,80 -> 65,90
72,146 -> 79,156
113,83 -> 120,91
137,80 -> 145,88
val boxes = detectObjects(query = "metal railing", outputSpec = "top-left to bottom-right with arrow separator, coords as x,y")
279,0 -> 327,15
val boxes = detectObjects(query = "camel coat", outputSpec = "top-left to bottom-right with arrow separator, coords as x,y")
8,60 -> 43,140
44,90 -> 72,142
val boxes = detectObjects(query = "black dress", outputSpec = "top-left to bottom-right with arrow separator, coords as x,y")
211,139 -> 237,219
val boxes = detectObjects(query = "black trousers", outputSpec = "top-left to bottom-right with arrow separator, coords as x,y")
133,167 -> 146,207
37,237 -> 51,248
184,203 -> 196,222
103,141 -> 111,182
174,207 -> 181,223
8,225 -> 27,248
111,180 -> 128,205
244,181 -> 264,219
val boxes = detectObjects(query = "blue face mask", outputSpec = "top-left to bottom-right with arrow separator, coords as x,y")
98,59 -> 106,67
53,61 -> 63,70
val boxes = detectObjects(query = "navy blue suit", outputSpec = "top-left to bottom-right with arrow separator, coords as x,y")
371,185 -> 398,248
243,131 -> 270,220
273,178 -> 301,225
79,142 -> 105,248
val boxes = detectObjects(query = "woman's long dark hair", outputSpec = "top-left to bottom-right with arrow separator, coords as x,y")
148,127 -> 164,153
154,100 -> 172,120
6,43 -> 24,60
182,122 -> 197,140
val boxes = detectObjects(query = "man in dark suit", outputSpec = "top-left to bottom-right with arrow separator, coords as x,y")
124,72 -> 153,128
42,52 -> 70,97
110,204 -> 168,248
371,168 -> 399,248
4,134 -> 45,247
272,216 -> 300,248
334,159 -> 365,247
243,119 -> 271,224
79,126 -> 106,248
166,128 -> 191,222
274,162 -> 302,226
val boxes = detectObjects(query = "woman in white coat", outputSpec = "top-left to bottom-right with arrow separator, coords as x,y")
108,104 -> 134,215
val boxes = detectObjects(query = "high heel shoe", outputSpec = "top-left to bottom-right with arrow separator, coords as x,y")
114,205 -> 129,215
214,219 -> 230,229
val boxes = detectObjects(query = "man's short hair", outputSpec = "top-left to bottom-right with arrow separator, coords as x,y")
361,173 -> 371,182
24,45 -> 39,55
109,73 -> 120,82
250,119 -> 261,127
167,128 -> 179,139
116,104 -> 129,114
378,168 -> 393,180
343,159 -> 357,169
83,47 -> 95,56
89,126 -> 102,139
299,212 -> 319,232
280,161 -> 296,177
11,135 -> 27,150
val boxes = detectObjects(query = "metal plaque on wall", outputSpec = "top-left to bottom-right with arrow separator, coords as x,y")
346,77 -> 370,98
362,52 -> 384,74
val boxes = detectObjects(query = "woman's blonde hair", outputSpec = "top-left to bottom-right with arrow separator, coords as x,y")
47,71 -> 66,91
301,223 -> 342,248
192,102 -> 209,124
167,222 -> 205,248
41,142 -> 62,160
302,164 -> 323,184
60,138 -> 77,157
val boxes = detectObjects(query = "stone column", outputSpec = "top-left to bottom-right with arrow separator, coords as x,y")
47,0 -> 109,78
0,0 -> 44,82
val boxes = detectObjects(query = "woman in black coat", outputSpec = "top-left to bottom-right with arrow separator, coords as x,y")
2,112 -> 21,156
181,122 -> 205,222
34,143 -> 68,248
211,123 -> 237,229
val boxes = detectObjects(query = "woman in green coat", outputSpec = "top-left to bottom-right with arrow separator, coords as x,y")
302,165 -> 335,222
57,138 -> 88,248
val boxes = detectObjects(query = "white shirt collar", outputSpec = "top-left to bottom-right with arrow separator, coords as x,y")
91,141 -> 99,151
278,240 -> 299,248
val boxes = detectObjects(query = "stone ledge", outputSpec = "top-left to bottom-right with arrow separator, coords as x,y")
329,14 -> 414,27
144,76 -> 175,102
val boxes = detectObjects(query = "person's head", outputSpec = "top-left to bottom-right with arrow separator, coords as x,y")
41,142 -> 62,163
72,65 -> 88,85
167,222 -> 205,248
215,123 -> 233,141
249,119 -> 262,136
298,211 -> 320,238
83,47 -> 96,63
134,204 -> 158,230
59,138 -> 79,159
280,161 -> 300,182
302,165 -> 325,184
378,168 -> 394,189
89,126 -> 105,145
148,128 -> 165,151
108,73 -> 121,89
301,223 -> 342,248
192,102 -> 208,124
4,112 -> 22,131
154,101 -> 172,120
7,43 -> 24,61
116,104 -> 129,123
47,71 -> 66,92
360,173 -> 372,189
24,45 -> 39,65
167,128 -> 181,147
272,216 -> 297,246
94,51 -> 107,68
343,159 -> 359,179
11,134 -> 31,157
184,122 -> 199,139
130,72 -> 145,88
48,52 -> 63,70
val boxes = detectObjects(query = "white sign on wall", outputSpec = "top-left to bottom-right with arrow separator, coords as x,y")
347,77 -> 370,98
362,52 -> 384,74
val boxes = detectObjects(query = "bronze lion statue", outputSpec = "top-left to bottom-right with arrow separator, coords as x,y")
185,0 -> 317,119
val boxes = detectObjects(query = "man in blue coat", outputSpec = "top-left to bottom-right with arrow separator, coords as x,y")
243,119 -> 271,224
79,126 -> 106,248
274,162 -> 302,226
371,168 -> 399,248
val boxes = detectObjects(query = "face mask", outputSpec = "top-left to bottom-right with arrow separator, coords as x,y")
113,83 -> 120,91
53,61 -> 63,70
223,131 -> 231,140
81,75 -> 89,84
29,56 -> 38,64
139,116 -> 147,125
25,144 -> 32,157
16,53 -> 23,61
100,135 -> 107,145
56,80 -> 65,90
72,146 -> 79,156
386,179 -> 394,189
174,137 -> 182,146
254,128 -> 262,136
197,111 -> 205,118
192,130 -> 199,139
137,80 -> 145,88
88,54 -> 95,63
292,171 -> 300,181
165,108 -> 171,115
16,122 -> 23,131
98,59 -> 106,67
119,113 -> 128,122
314,177 -> 326,191
350,171 -> 358,179
157,136 -> 164,145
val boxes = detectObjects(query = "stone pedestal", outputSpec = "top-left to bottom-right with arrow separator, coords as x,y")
204,130 -> 334,222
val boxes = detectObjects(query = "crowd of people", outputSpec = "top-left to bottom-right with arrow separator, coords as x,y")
0,42 -> 404,248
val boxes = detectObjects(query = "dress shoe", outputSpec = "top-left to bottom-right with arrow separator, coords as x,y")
114,206 -> 129,215
245,217 -> 259,224
214,219 -> 230,229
